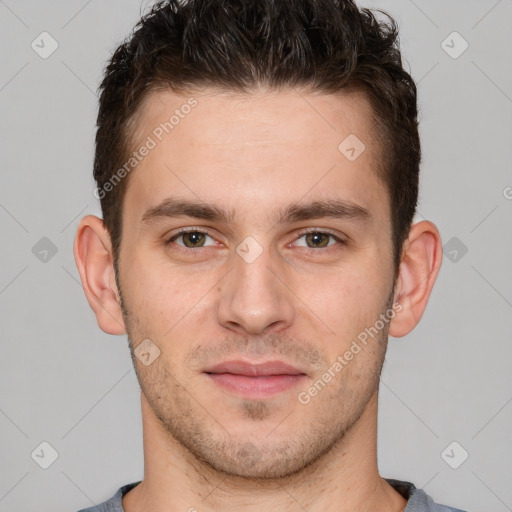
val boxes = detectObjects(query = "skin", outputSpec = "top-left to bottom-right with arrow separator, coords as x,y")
74,87 -> 442,512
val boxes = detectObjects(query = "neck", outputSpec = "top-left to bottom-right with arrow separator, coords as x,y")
123,391 -> 407,512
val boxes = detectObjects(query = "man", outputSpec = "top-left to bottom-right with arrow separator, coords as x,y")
73,0 -> 467,510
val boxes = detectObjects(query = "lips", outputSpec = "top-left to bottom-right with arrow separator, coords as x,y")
204,360 -> 307,398
205,360 -> 305,377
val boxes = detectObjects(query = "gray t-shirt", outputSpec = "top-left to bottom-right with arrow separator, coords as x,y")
75,479 -> 467,511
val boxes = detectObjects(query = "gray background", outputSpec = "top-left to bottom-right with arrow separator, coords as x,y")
1,1 -> 511,511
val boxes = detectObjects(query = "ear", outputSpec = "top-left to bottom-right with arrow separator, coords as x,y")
388,220 -> 443,338
73,215 -> 126,335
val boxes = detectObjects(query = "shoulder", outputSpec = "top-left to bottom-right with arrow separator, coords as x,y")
431,505 -> 468,512
74,481 -> 141,512
408,486 -> 468,512
385,478 -> 468,512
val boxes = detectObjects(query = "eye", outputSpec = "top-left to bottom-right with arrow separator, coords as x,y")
167,229 -> 217,248
293,230 -> 344,249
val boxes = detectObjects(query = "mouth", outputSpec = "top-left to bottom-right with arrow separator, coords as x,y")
203,360 -> 307,399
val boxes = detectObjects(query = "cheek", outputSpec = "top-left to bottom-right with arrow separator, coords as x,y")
295,255 -> 392,346
123,249 -> 220,337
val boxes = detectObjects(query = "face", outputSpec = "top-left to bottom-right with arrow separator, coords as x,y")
116,88 -> 397,479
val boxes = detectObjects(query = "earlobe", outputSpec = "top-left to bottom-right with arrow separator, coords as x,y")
388,220 -> 443,338
73,215 -> 127,335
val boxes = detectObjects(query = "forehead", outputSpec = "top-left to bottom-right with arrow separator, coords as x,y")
123,87 -> 387,224
134,87 -> 378,153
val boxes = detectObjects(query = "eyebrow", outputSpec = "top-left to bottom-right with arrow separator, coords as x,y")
141,196 -> 370,226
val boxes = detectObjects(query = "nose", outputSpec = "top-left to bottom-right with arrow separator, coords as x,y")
217,245 -> 295,336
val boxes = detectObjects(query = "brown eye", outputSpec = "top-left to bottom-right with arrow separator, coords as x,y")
305,232 -> 331,248
292,230 -> 344,251
167,230 -> 216,248
181,232 -> 206,247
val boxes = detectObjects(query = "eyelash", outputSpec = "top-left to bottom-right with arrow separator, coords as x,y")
165,227 -> 346,252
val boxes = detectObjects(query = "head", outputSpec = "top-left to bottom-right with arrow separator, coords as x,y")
75,0 -> 442,480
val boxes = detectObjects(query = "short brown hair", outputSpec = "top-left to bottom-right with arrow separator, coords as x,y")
94,0 -> 420,272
